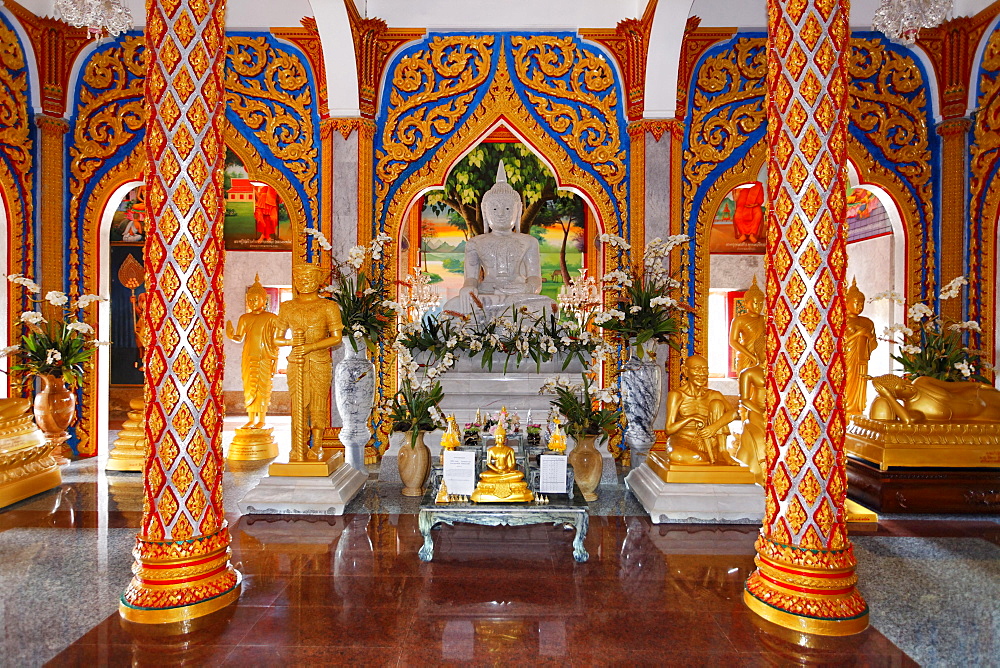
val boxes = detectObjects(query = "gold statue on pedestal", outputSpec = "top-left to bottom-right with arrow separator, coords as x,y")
648,355 -> 753,484
471,422 -> 534,503
0,398 -> 61,508
440,414 -> 461,465
547,417 -> 567,453
729,277 -> 765,374
846,374 -> 1000,470
735,364 -> 766,484
269,264 -> 344,476
226,276 -> 280,461
844,279 -> 878,415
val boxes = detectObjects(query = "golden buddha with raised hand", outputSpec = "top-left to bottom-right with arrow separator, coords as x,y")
471,422 -> 534,503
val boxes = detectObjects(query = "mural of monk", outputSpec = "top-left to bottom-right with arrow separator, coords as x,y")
254,183 -> 280,242
733,181 -> 764,243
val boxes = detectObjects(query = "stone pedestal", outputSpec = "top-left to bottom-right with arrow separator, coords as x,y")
847,456 -> 1000,514
106,397 -> 146,472
238,462 -> 367,515
625,463 -> 764,523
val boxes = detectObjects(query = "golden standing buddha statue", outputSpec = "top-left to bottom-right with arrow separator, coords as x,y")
471,422 -> 534,503
226,275 -> 280,429
843,278 -> 878,415
728,276 -> 766,374
275,265 -> 344,463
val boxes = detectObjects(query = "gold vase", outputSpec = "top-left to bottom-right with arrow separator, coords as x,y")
33,374 -> 76,463
568,434 -> 601,501
398,431 -> 430,497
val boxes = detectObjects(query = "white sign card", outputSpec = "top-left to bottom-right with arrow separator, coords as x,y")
539,454 -> 568,494
443,450 -> 477,496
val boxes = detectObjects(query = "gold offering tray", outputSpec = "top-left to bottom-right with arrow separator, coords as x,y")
846,416 -> 1000,471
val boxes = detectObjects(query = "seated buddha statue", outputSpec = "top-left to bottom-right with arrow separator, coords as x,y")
442,162 -> 555,318
547,416 -> 567,453
869,374 -> 1000,424
471,422 -> 534,503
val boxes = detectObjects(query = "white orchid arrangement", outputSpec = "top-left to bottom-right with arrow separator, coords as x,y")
595,233 -> 690,360
304,229 -> 401,353
872,276 -> 994,382
2,275 -> 109,388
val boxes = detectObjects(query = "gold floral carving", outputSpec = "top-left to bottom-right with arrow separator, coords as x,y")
510,35 -> 628,224
272,18 -> 330,118
970,28 -> 1000,378
225,35 -> 318,266
847,39 -> 934,303
0,16 -> 34,397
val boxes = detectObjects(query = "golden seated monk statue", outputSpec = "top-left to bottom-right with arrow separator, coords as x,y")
471,422 -> 534,503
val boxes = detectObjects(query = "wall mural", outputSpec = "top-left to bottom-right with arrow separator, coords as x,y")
222,148 -> 291,251
420,141 -> 586,303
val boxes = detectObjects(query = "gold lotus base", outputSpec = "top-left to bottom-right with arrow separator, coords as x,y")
470,478 -> 534,503
744,590 -> 870,637
846,416 -> 1000,471
120,572 -> 242,625
268,450 -> 343,477
648,451 -> 757,484
0,412 -> 61,508
107,397 -> 146,472
227,427 -> 278,461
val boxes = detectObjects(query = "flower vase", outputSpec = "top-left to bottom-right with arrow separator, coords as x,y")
621,353 -> 663,465
568,434 -> 601,501
335,338 -> 375,470
33,373 -> 76,464
398,431 -> 430,497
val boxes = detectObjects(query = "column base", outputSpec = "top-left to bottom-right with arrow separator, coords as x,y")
120,525 -> 242,625
744,538 -> 869,637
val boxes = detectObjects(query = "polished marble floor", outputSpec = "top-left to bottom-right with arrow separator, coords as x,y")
1,421 -> 998,667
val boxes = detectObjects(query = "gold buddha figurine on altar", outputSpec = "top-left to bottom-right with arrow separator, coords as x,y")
226,275 -> 280,429
729,277 -> 765,375
441,415 -> 461,450
547,416 -> 567,453
471,422 -> 534,503
843,278 -> 878,415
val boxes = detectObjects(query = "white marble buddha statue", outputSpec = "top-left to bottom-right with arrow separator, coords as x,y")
444,162 -> 555,317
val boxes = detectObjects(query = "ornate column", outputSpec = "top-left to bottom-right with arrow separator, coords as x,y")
120,0 -> 241,623
743,0 -> 868,635
936,117 -> 972,320
34,115 -> 70,304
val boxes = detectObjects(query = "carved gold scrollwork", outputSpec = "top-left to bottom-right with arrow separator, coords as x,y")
509,35 -> 627,226
225,36 -> 318,263
375,34 -> 494,216
847,39 -> 933,303
970,28 -> 1000,376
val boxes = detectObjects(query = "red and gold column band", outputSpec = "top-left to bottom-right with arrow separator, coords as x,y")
120,0 -> 240,624
744,0 -> 868,635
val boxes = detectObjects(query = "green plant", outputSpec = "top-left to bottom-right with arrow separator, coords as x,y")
388,379 -> 445,447
540,374 -> 621,443
876,277 -> 994,382
596,234 -> 690,359
2,276 -> 107,388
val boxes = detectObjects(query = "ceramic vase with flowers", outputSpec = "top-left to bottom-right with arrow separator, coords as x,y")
2,275 -> 107,462
388,379 -> 445,496
596,234 -> 688,463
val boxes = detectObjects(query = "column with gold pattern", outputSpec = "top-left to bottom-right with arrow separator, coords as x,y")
120,0 -> 241,623
743,0 -> 868,635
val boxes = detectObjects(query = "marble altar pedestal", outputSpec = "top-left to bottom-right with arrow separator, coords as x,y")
239,458 -> 367,516
625,463 -> 764,523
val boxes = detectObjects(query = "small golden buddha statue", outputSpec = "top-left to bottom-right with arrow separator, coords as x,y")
843,278 -> 878,415
441,415 -> 461,450
226,275 -> 280,429
471,422 -> 534,503
729,277 -> 766,375
547,417 -> 567,453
